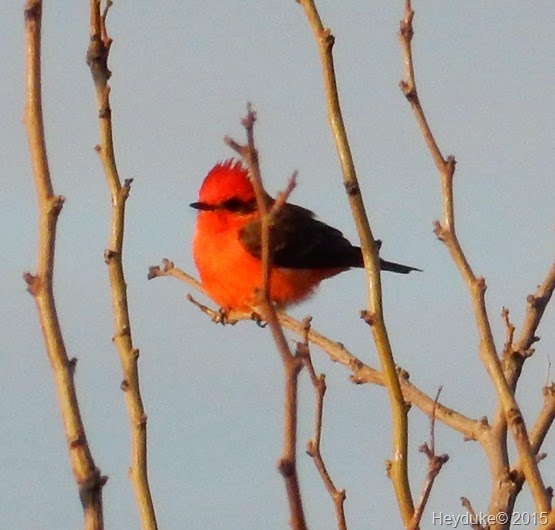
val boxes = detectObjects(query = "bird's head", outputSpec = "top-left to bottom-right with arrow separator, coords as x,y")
190,159 -> 257,213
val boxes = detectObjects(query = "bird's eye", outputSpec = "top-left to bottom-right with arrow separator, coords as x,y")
220,198 -> 255,213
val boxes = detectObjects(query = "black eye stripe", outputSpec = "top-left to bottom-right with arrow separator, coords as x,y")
220,198 -> 256,213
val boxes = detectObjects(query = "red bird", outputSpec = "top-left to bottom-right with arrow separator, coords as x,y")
191,160 -> 419,312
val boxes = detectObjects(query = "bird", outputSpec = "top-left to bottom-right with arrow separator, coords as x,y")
191,159 -> 420,313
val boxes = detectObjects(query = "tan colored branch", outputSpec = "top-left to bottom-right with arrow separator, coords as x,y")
300,321 -> 347,530
297,0 -> 414,523
460,497 -> 486,530
148,260 -> 482,441
408,389 -> 449,530
86,2 -> 157,529
398,0 -> 550,514
225,107 -> 307,530
490,384 -> 555,527
23,1 -> 105,528
488,263 -> 555,522
515,262 -> 555,355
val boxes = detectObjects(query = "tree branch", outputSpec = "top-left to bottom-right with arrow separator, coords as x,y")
148,260 -> 482,441
87,2 -> 157,528
24,1 -> 106,528
398,0 -> 550,514
300,319 -> 347,530
225,106 -> 307,530
297,1 -> 414,523
408,388 -> 449,530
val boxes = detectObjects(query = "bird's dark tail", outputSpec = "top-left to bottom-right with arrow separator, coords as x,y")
379,258 -> 422,274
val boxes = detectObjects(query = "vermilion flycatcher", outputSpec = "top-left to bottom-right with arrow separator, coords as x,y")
191,160 -> 419,312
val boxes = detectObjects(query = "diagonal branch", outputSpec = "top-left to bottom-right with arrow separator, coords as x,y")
23,1 -> 106,528
399,0 -> 550,514
148,260 -> 482,441
87,2 -> 157,528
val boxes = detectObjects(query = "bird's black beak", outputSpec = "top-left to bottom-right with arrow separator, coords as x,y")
190,201 -> 207,210
190,201 -> 219,211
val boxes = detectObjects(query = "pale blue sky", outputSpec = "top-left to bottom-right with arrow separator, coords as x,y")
2,1 -> 554,529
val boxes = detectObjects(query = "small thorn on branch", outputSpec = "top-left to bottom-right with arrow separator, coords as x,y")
68,357 -> 78,375
321,28 -> 335,49
360,310 -> 375,326
137,414 -> 148,429
104,249 -> 117,263
399,80 -> 417,102
277,457 -> 295,478
433,220 -> 447,241
50,195 -> 65,215
344,181 -> 359,196
23,272 -> 40,295
24,0 -> 42,20
501,307 -> 515,356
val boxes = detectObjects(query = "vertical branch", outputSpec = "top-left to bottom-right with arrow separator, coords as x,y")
86,2 -> 158,529
225,107 -> 307,530
301,319 -> 348,530
407,388 -> 449,530
297,1 -> 414,524
398,0 -> 550,514
23,1 -> 105,528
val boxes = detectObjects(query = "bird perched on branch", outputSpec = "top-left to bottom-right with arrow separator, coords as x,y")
191,160 -> 420,312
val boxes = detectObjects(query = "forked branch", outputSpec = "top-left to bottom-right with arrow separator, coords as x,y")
299,319 -> 347,530
398,0 -> 551,515
148,260 -> 483,442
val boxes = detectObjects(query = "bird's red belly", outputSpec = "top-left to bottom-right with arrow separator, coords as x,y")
193,228 -> 340,311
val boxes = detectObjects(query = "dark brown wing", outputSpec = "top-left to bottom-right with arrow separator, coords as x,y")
239,203 -> 363,269
239,203 -> 421,273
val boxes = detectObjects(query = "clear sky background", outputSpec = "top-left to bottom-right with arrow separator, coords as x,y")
2,1 -> 554,529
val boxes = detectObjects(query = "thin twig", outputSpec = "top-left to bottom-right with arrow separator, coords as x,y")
514,262 -> 555,355
23,1 -> 106,528
225,106 -> 307,530
501,307 -> 515,357
460,497 -> 486,530
297,1 -> 414,523
398,0 -> 550,514
300,318 -> 347,530
87,2 -> 157,528
408,387 -> 449,530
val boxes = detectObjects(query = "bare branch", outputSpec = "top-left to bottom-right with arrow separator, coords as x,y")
297,1 -> 414,522
300,319 -> 347,530
460,497 -> 486,530
149,260 -> 483,441
87,2 -> 157,528
408,387 -> 449,530
501,307 -> 516,357
398,0 -> 550,513
515,262 -> 555,355
24,1 -> 105,527
225,106 -> 307,530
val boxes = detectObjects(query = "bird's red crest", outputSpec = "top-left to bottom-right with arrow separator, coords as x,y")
197,159 -> 254,206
